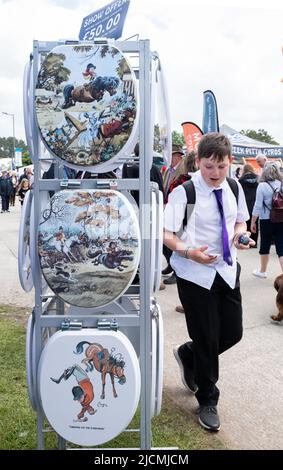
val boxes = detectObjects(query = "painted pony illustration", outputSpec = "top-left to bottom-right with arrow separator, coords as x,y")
40,232 -> 82,263
91,249 -> 134,271
50,364 -> 96,421
62,76 -> 120,109
74,342 -> 126,399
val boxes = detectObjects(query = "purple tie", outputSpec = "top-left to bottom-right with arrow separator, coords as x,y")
213,189 -> 233,266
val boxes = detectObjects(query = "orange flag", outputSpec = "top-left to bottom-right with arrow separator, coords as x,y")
181,121 -> 203,153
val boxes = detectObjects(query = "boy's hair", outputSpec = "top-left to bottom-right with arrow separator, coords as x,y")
197,132 -> 232,161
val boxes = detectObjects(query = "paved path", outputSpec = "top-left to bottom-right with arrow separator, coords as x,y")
1,202 -> 283,449
157,246 -> 283,450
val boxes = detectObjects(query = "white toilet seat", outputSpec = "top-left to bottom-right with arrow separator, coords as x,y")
151,302 -> 164,417
26,314 -> 37,410
18,190 -> 33,292
39,328 -> 140,446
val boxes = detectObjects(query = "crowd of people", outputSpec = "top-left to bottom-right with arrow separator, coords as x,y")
0,167 -> 33,212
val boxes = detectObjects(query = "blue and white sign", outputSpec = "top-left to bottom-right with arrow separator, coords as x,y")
232,145 -> 283,158
15,148 -> 23,167
79,0 -> 131,41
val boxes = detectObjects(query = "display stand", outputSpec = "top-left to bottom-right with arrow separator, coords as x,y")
24,38 -> 164,451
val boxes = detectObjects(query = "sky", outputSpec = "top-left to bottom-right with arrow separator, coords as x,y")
0,0 -> 283,144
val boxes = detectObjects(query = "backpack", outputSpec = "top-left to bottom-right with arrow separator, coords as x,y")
266,182 -> 283,223
182,177 -> 239,229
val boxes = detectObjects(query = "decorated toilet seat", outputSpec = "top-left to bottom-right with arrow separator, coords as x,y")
26,314 -> 37,410
39,328 -> 140,446
153,189 -> 163,292
18,190 -> 33,292
30,191 -> 49,294
151,302 -> 164,417
155,59 -> 172,166
23,60 -> 34,160
150,190 -> 157,293
35,44 -> 138,173
37,189 -> 141,308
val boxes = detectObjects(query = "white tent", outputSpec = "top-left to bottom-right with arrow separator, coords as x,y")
220,124 -> 283,159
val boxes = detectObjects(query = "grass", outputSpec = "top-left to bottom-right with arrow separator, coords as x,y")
0,306 -> 225,450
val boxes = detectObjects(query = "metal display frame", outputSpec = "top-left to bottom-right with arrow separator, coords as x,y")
28,38 -> 161,450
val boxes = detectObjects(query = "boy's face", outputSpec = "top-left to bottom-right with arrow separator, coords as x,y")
196,154 -> 232,187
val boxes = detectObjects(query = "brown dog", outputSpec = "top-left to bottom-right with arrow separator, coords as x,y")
271,274 -> 283,322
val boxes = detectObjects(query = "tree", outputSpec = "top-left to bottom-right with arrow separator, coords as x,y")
240,129 -> 279,145
36,53 -> 71,91
0,137 -> 28,158
22,151 -> 32,166
172,130 -> 185,146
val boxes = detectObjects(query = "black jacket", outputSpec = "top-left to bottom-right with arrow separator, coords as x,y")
0,176 -> 13,196
122,162 -> 164,206
239,172 -> 258,215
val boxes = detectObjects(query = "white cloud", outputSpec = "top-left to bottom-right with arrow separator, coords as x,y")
0,0 -> 283,144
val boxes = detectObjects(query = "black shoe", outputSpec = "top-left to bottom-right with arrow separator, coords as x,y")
163,273 -> 176,285
173,345 -> 198,393
162,265 -> 173,276
198,406 -> 220,431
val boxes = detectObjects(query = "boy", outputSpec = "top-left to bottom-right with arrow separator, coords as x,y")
163,132 -> 254,431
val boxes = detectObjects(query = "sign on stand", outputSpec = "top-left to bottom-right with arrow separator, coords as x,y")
79,0 -> 130,41
15,148 -> 22,167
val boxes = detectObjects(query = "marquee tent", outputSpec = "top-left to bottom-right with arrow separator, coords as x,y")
220,124 -> 283,159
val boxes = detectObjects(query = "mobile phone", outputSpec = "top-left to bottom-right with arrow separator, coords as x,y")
208,253 -> 221,259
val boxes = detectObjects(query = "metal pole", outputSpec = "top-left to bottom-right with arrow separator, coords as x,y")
12,114 -> 15,170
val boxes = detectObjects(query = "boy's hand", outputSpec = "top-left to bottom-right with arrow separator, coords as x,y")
188,245 -> 219,264
234,232 -> 256,249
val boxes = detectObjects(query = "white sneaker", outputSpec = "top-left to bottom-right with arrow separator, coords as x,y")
252,269 -> 267,279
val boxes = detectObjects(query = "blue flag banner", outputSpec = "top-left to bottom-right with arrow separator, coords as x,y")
79,0 -> 130,41
202,90 -> 219,134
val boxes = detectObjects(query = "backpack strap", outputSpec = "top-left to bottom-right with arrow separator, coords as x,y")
182,177 -> 239,229
263,181 -> 275,211
226,177 -> 239,204
182,179 -> 196,229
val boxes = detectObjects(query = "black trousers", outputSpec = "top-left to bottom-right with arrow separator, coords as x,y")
176,265 -> 243,406
163,244 -> 172,266
1,195 -> 10,211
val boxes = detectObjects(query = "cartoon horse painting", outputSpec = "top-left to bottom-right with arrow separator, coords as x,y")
62,76 -> 120,109
74,341 -> 126,399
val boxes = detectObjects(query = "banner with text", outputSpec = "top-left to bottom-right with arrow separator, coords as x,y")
202,90 -> 219,134
232,145 -> 283,158
79,0 -> 131,41
182,121 -> 203,153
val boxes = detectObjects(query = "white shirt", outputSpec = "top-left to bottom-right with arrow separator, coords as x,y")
163,170 -> 249,289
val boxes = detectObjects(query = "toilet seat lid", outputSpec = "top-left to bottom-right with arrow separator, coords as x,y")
34,44 -> 138,173
37,189 -> 141,308
151,302 -> 164,416
39,329 -> 140,446
18,190 -> 33,292
25,314 -> 38,410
